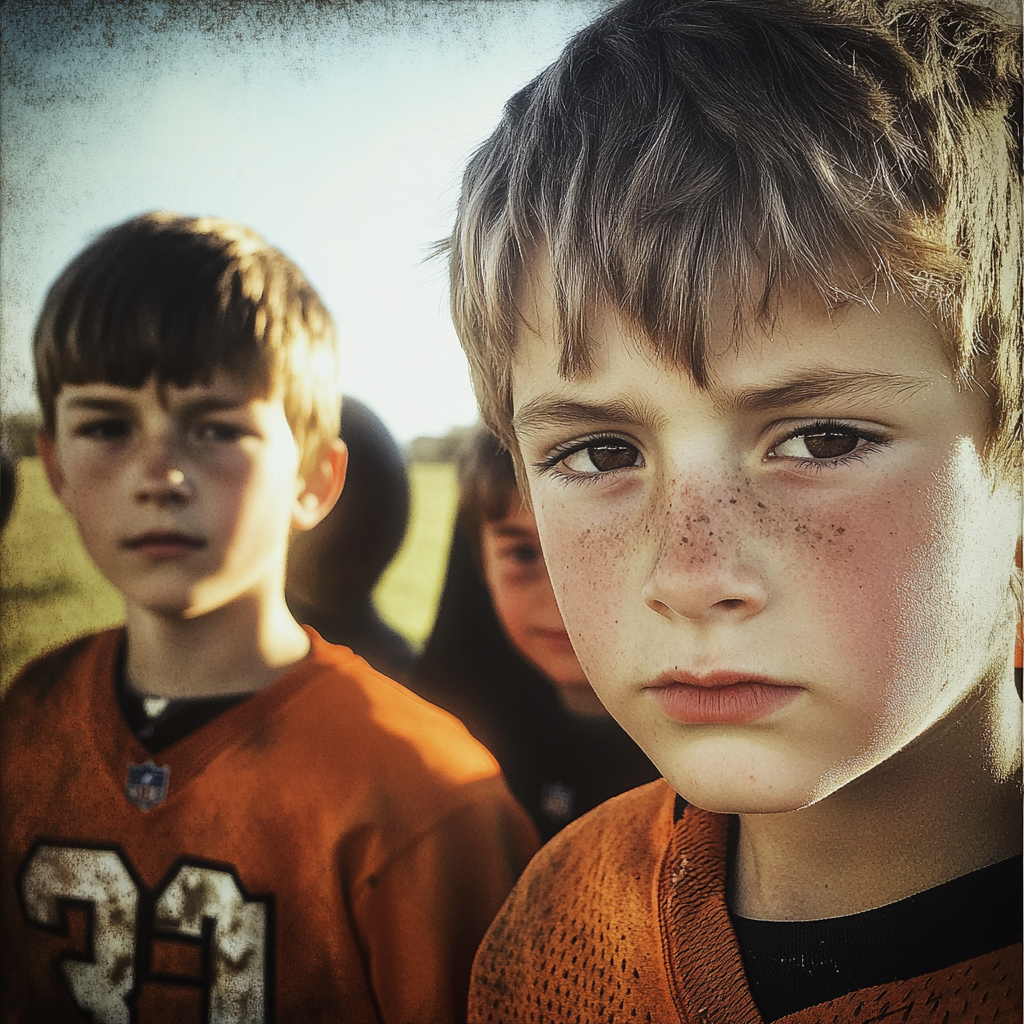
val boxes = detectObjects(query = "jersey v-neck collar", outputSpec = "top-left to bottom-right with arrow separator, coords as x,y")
85,629 -> 324,804
115,642 -> 249,753
729,853 -> 1021,1022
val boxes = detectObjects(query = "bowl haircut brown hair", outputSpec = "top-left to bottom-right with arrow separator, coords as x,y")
34,212 -> 341,475
448,0 -> 1021,481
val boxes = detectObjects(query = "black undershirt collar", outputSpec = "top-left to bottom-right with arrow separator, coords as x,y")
673,796 -> 1022,1022
732,854 -> 1021,1022
115,644 -> 247,753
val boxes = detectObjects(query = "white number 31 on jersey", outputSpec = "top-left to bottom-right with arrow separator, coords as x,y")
20,844 -> 270,1024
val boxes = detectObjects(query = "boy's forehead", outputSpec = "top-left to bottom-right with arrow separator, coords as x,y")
511,250 -> 860,378
511,254 -> 644,385
513,247 -> 900,348
510,261 -> 962,440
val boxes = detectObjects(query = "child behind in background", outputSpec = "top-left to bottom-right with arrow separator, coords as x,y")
0,212 -> 537,1024
413,426 -> 660,841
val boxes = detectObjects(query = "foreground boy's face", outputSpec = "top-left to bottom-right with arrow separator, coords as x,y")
41,372 -> 306,620
512,265 -> 1021,814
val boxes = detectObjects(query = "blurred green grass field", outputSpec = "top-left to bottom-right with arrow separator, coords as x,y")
0,458 -> 457,691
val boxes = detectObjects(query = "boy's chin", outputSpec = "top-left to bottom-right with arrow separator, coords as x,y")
672,781 -> 824,817
121,583 -> 236,622
655,748 -> 858,817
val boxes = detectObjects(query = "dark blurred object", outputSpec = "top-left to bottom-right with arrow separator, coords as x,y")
0,443 -> 16,534
411,525 -> 660,842
287,396 -> 414,682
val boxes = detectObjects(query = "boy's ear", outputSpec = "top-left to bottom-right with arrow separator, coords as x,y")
292,438 -> 348,532
36,429 -> 66,501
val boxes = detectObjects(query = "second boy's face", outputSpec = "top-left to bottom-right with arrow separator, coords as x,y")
512,264 -> 1021,814
41,372 -> 308,620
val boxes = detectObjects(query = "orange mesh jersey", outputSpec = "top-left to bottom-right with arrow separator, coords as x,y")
470,781 -> 1021,1024
0,629 -> 538,1024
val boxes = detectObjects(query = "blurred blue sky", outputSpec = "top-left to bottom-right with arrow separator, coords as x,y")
0,1 -> 604,443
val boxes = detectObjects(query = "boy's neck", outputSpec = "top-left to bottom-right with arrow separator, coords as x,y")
123,592 -> 311,700
730,673 -> 1022,922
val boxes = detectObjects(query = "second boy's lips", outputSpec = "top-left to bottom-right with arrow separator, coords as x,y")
643,671 -> 804,725
122,530 -> 206,554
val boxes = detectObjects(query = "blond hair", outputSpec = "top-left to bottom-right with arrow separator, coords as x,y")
449,0 -> 1021,477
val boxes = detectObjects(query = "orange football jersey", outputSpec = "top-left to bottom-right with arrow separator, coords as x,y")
470,782 -> 1021,1024
1,629 -> 538,1023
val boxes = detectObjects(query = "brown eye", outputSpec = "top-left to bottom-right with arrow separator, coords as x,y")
773,429 -> 867,461
591,442 -> 640,470
802,433 -> 859,459
77,418 -> 130,440
560,438 -> 644,474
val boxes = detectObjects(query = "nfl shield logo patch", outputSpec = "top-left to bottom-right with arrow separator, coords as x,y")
540,781 -> 575,824
125,761 -> 170,810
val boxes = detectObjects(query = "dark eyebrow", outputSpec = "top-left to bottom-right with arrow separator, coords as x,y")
61,394 -> 248,415
516,372 -> 933,436
513,370 -> 930,437
725,369 -> 931,412
513,396 -> 665,439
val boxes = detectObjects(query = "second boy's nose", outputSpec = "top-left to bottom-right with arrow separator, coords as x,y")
135,437 -> 191,504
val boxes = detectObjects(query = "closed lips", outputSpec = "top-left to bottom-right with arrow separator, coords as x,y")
123,531 -> 204,549
645,672 -> 802,724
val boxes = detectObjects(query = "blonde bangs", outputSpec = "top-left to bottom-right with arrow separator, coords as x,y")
449,0 -> 1021,476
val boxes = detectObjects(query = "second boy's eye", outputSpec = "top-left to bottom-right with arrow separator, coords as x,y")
560,439 -> 644,475
196,421 -> 246,443
76,418 -> 130,441
508,543 -> 541,566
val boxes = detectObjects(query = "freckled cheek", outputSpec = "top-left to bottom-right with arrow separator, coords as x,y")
769,481 -> 936,663
534,501 -> 643,667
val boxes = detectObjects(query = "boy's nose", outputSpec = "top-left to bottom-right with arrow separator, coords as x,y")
134,438 -> 191,503
640,493 -> 769,623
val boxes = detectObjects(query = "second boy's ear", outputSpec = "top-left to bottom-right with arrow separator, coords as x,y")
292,438 -> 348,533
36,429 -> 67,505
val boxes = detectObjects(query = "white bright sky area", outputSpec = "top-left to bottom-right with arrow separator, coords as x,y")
0,1 -> 606,445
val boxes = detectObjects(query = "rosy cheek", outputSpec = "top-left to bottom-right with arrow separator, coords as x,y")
533,442 -> 1014,725
536,502 -> 641,670
536,473 -> 935,685
775,493 -> 919,614
747,472 -> 941,688
754,446 -> 1014,720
